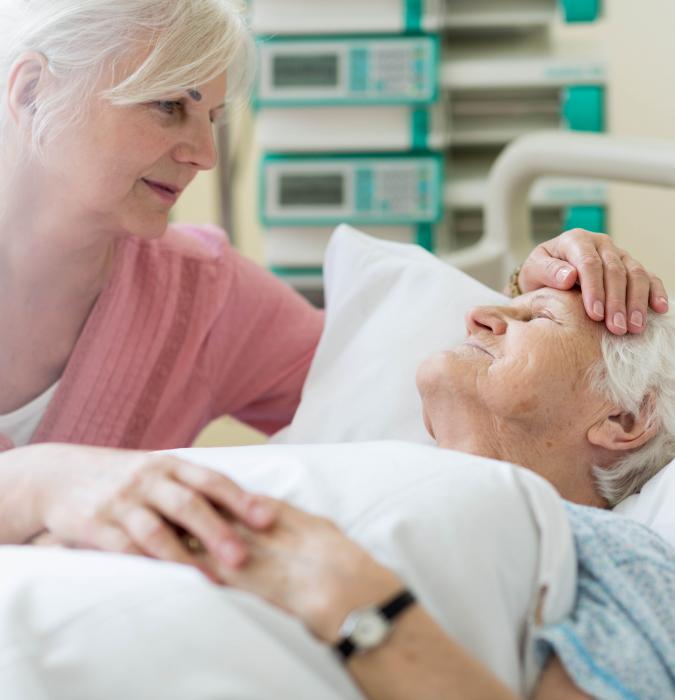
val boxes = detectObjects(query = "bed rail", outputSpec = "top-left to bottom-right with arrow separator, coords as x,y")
444,131 -> 675,289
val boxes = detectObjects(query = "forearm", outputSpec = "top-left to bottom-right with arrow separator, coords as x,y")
0,444 -> 50,543
316,567 -> 518,700
345,604 -> 518,700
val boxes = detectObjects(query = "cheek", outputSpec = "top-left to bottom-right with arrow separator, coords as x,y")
482,352 -> 559,417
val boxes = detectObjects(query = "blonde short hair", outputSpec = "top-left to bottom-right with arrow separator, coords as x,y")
0,0 -> 255,153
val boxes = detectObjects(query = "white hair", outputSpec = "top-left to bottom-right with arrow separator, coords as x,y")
591,310 -> 675,506
0,0 -> 255,154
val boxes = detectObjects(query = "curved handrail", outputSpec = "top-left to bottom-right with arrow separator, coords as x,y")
445,131 -> 675,289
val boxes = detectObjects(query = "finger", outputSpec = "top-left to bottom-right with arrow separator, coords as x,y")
600,249 -> 628,335
144,478 -> 248,568
117,505 -> 211,571
518,244 -> 577,294
30,532 -> 62,547
544,231 -> 607,321
560,249 -> 604,322
648,275 -> 669,314
169,459 -> 278,530
81,522 -> 145,556
623,256 -> 650,334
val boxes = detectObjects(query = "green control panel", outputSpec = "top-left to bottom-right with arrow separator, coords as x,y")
256,35 -> 439,107
261,154 -> 443,226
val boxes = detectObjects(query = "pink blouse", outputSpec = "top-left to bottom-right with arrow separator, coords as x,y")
0,224 -> 324,452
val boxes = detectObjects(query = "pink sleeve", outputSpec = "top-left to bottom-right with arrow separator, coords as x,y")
203,249 -> 324,435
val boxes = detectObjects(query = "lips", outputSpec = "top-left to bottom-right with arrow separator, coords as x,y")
141,177 -> 184,204
463,341 -> 494,358
142,178 -> 182,195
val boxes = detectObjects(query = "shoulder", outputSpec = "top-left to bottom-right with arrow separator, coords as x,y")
151,223 -> 232,263
115,223 -> 241,293
116,223 -> 236,266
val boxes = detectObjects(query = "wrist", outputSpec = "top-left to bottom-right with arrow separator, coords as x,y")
312,559 -> 403,644
0,444 -> 55,543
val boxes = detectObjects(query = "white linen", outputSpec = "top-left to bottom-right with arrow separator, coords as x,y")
0,442 -> 576,699
614,458 -> 675,548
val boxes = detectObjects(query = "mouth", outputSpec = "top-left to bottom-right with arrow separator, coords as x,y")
462,341 -> 494,358
141,178 -> 182,203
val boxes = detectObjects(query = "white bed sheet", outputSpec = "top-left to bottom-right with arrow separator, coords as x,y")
0,442 -> 575,699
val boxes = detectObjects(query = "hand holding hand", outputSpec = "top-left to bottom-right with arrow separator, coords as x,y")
204,500 -> 401,643
518,228 -> 669,335
27,443 -> 276,581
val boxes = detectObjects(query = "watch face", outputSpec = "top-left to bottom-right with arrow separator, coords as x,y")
351,610 -> 389,648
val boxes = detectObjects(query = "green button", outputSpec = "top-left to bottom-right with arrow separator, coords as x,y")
563,206 -> 606,233
561,0 -> 601,23
562,86 -> 605,132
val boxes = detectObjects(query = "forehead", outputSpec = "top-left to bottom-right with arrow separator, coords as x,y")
513,288 -> 584,314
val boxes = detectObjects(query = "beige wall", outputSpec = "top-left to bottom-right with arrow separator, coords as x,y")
605,0 -> 675,292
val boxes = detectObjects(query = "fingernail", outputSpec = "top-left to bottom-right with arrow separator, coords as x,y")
556,267 -> 572,284
614,312 -> 627,331
630,311 -> 644,329
658,296 -> 669,310
219,541 -> 245,566
593,301 -> 605,319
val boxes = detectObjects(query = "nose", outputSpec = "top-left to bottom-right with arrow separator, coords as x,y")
174,120 -> 218,171
465,305 -> 509,336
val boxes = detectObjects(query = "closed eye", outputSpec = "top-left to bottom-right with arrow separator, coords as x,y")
531,312 -> 555,322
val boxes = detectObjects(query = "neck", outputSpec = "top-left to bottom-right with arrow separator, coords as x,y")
0,174 -> 118,312
434,416 -> 606,508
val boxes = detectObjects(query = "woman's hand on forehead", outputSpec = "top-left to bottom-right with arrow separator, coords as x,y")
517,228 -> 668,336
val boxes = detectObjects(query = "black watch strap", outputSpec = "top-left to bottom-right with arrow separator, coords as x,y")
335,636 -> 356,660
380,589 -> 416,621
335,589 -> 417,661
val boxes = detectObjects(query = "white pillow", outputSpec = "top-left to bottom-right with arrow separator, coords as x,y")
277,225 -> 506,444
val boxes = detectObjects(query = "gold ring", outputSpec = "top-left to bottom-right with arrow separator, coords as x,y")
182,535 -> 205,554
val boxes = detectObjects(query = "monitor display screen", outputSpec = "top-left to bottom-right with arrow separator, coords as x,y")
273,54 -> 339,88
279,174 -> 344,207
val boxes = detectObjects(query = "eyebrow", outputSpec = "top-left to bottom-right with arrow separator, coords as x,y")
530,292 -> 561,305
185,90 -> 226,118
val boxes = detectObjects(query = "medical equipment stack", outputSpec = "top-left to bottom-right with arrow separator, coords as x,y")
246,0 -> 606,302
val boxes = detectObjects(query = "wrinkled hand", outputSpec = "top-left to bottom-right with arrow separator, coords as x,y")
202,501 -> 401,643
519,228 -> 669,335
28,443 -> 276,581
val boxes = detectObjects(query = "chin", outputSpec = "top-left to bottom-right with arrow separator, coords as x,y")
123,212 -> 171,240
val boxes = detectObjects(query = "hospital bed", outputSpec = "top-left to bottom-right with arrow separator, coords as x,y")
0,132 -> 673,699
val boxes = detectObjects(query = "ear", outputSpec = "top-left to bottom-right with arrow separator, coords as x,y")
587,397 -> 659,454
6,52 -> 49,125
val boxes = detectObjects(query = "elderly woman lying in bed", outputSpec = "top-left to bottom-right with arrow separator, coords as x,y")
12,286 -> 674,700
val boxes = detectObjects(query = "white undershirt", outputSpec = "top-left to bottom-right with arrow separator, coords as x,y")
0,382 -> 60,447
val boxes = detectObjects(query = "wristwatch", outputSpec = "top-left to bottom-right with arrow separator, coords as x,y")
333,589 -> 416,661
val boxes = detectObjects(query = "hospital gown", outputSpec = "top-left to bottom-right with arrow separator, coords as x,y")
536,503 -> 675,700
